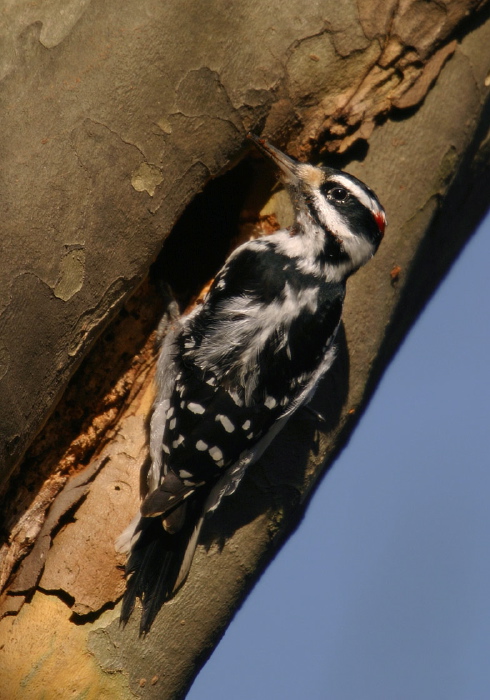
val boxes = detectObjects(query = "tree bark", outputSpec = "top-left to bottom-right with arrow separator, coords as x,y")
1,1 -> 490,698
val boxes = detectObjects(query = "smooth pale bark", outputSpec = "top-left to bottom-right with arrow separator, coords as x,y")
1,1 -> 489,698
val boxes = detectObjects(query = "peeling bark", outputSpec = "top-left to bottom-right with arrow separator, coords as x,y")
1,1 -> 490,698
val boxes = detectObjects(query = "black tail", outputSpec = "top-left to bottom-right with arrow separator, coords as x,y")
120,491 -> 208,634
120,518 -> 179,633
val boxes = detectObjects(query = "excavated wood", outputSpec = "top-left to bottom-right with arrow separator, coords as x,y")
8,457 -> 108,595
0,282 -> 161,599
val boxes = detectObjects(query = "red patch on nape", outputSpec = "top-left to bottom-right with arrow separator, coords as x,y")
374,211 -> 386,236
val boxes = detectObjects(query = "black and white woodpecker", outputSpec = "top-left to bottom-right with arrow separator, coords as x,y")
119,134 -> 386,632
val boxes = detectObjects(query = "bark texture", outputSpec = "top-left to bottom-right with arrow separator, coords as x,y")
1,1 -> 490,698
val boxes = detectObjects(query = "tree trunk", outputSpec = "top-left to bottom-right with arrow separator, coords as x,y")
1,1 -> 489,698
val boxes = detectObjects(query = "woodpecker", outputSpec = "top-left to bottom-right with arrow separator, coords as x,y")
119,134 -> 386,632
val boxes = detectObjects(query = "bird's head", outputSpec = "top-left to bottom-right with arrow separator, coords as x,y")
248,133 -> 386,274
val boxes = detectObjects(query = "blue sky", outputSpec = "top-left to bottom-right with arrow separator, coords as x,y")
187,209 -> 490,700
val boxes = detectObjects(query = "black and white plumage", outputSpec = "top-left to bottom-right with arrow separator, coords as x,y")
119,134 -> 386,632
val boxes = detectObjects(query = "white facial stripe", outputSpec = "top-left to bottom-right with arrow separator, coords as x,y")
313,192 -> 354,239
311,190 -> 376,271
338,231 -> 375,270
329,174 -> 381,216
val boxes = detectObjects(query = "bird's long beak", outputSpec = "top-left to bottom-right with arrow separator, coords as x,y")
247,133 -> 325,192
247,133 -> 299,186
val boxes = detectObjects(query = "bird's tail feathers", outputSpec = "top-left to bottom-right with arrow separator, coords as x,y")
120,490 -> 208,634
172,475 -> 230,591
115,513 -> 141,555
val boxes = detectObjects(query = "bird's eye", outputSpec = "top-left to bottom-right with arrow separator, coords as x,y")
329,187 -> 348,202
